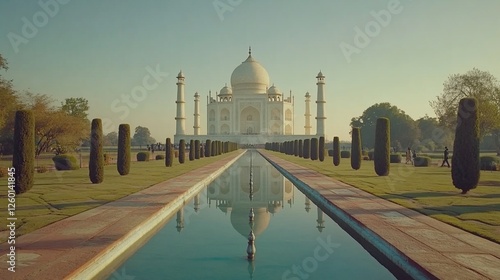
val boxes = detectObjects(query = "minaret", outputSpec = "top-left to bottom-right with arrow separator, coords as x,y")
304,92 -> 312,135
175,70 -> 186,137
193,92 -> 200,135
315,71 -> 326,136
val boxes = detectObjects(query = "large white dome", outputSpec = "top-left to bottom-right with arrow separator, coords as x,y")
230,54 -> 270,94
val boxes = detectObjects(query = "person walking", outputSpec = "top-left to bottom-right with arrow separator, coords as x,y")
441,146 -> 450,167
405,147 -> 412,164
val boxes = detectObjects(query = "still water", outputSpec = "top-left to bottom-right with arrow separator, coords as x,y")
108,150 -> 396,280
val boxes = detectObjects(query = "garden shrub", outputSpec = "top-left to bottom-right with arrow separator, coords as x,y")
311,138 -> 318,160
480,156 -> 499,171
319,136 -> 325,161
340,151 -> 350,158
89,118 -> 104,184
179,139 -> 186,163
303,139 -> 310,159
13,110 -> 35,193
414,156 -> 432,167
52,154 -> 79,170
351,128 -> 361,170
137,152 -> 150,161
117,124 -> 131,175
390,154 -> 402,163
155,154 -> 165,160
165,138 -> 173,167
374,118 -> 390,176
333,137 -> 340,166
452,98 -> 480,194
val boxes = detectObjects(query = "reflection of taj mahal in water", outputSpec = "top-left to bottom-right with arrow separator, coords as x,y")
175,152 -> 326,238
173,48 -> 327,144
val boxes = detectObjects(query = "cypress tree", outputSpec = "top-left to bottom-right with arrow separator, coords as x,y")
200,145 -> 204,158
179,139 -> 186,163
333,136 -> 340,166
351,127 -> 362,170
205,140 -> 211,157
12,110 -> 35,194
319,136 -> 325,162
211,141 -> 216,156
303,139 -> 310,159
194,140 -> 200,159
311,138 -> 318,160
298,139 -> 303,158
452,98 -> 480,194
117,124 -> 131,175
165,138 -> 173,167
294,140 -> 299,156
89,118 -> 104,183
189,139 -> 195,161
374,118 -> 390,176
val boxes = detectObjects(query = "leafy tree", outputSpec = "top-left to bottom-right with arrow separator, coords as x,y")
351,127 -> 362,170
132,126 -> 155,148
103,131 -> 119,146
89,119 -> 104,183
431,68 -> 500,154
374,118 -> 390,176
117,124 -> 130,175
13,110 -> 35,194
61,97 -> 89,120
415,116 -> 453,151
452,98 -> 480,194
351,103 -> 419,149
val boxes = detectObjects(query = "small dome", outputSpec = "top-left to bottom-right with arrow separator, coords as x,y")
230,53 -> 270,94
218,84 -> 232,96
267,84 -> 281,96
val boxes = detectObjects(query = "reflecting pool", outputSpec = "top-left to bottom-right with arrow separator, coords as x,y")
107,150 -> 396,280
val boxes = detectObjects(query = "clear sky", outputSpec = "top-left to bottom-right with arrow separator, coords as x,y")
1,0 -> 499,142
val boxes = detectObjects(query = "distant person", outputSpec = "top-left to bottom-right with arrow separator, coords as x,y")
405,147 -> 412,164
441,146 -> 450,167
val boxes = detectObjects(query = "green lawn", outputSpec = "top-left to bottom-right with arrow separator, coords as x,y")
0,151 -> 239,243
268,151 -> 500,244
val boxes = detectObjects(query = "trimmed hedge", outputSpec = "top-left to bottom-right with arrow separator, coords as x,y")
340,151 -> 350,158
12,110 -> 35,194
333,137 -> 340,166
319,136 -> 325,162
205,140 -> 211,157
155,154 -> 165,160
117,124 -> 131,175
189,139 -> 195,161
137,152 -> 150,161
351,128 -> 361,170
89,118 -> 104,184
298,139 -> 303,158
165,138 -> 173,167
311,138 -> 318,160
452,98 -> 480,194
195,140 -> 200,159
179,139 -> 186,163
52,154 -> 79,170
480,156 -> 499,171
414,156 -> 432,167
390,154 -> 402,163
374,118 -> 390,176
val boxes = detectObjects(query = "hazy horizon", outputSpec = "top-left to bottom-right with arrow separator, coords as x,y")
1,0 -> 500,141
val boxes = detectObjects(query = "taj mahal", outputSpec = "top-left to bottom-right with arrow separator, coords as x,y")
173,48 -> 327,145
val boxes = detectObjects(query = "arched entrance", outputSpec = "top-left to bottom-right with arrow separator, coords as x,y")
240,106 -> 260,135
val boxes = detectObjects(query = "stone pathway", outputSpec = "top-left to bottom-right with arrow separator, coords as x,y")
0,151 -> 244,280
260,150 -> 500,280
